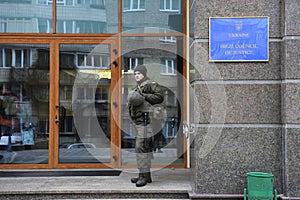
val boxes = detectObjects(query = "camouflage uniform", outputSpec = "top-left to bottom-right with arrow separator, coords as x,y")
128,77 -> 164,184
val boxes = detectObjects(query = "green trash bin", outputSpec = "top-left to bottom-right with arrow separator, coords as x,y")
244,172 -> 277,200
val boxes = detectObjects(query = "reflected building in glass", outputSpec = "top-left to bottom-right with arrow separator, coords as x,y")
0,0 -> 118,33
0,0 -> 185,166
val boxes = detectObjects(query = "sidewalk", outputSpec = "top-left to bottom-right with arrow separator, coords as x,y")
0,168 -> 192,199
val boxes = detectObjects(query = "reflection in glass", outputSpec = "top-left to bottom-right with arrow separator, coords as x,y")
123,0 -> 145,11
58,44 -> 111,164
56,0 -> 118,33
0,44 -> 50,164
0,1 -> 52,33
121,36 -> 184,167
0,0 -> 118,33
122,0 -> 183,33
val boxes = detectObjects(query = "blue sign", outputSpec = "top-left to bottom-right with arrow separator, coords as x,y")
209,17 -> 269,61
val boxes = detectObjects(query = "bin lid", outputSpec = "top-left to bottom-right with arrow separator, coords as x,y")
247,172 -> 274,178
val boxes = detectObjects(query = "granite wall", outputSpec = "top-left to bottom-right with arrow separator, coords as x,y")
190,0 -> 300,198
281,0 -> 300,197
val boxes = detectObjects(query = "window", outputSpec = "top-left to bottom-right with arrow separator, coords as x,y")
75,21 -> 106,33
0,48 -> 32,68
60,53 -> 75,69
14,49 -> 31,68
160,36 -> 176,43
0,0 -> 31,3
161,59 -> 176,75
37,0 -> 47,4
160,29 -> 177,43
164,89 -> 177,106
38,18 -> 52,33
0,18 -> 34,33
56,20 -> 106,33
123,57 -> 143,72
95,87 -> 109,101
43,0 -> 71,6
5,49 -> 12,67
38,0 -> 87,6
60,86 -> 72,100
76,53 -> 110,68
37,49 -> 50,68
123,0 -> 145,11
90,0 -> 106,9
76,87 -> 95,100
50,0 -> 64,6
57,20 -> 74,33
160,0 -> 180,12
76,86 -> 108,101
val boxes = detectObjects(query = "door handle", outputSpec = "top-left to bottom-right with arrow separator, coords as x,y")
113,61 -> 118,68
113,49 -> 118,55
56,105 -> 66,124
113,102 -> 118,108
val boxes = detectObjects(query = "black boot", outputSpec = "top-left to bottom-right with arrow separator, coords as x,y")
131,172 -> 141,183
136,174 -> 148,187
145,172 -> 152,183
135,172 -> 152,187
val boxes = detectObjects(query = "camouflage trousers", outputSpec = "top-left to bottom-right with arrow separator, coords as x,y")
135,124 -> 154,172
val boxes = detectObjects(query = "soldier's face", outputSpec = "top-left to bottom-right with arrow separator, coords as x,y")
134,71 -> 144,82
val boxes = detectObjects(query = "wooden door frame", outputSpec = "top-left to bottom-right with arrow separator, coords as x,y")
52,37 -> 121,169
0,37 -> 52,169
0,36 -> 121,169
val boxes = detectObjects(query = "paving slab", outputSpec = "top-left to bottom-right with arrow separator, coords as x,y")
0,168 -> 192,194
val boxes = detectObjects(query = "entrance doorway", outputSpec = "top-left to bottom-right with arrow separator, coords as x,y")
55,40 -> 120,168
120,36 -> 186,168
0,42 -> 51,166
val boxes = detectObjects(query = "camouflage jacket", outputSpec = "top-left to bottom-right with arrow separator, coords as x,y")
128,78 -> 164,125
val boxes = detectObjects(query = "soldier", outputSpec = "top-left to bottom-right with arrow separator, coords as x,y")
127,65 -> 164,187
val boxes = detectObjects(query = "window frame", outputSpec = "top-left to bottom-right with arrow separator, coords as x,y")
160,0 -> 180,12
123,0 -> 145,12
76,53 -> 110,69
161,58 -> 176,75
0,47 -> 33,68
123,57 -> 143,72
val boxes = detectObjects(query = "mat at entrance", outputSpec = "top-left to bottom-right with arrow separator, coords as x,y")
0,170 -> 122,177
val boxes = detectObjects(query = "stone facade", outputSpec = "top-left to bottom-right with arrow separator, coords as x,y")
190,0 -> 300,198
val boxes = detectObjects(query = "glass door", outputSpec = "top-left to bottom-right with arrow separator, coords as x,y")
55,41 -> 120,168
121,36 -> 185,168
0,43 -> 50,166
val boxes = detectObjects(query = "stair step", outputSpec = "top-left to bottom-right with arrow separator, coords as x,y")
0,169 -> 192,199
0,191 -> 190,199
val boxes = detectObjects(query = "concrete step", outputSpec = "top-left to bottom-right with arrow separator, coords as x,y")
0,169 -> 192,199
0,191 -> 190,199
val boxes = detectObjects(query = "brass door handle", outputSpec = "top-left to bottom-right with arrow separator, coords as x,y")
56,105 -> 66,124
